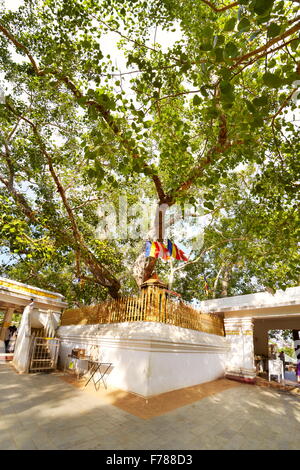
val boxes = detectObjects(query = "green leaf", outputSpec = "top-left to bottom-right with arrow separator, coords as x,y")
193,94 -> 201,106
238,17 -> 251,32
77,96 -> 87,106
267,23 -> 281,38
253,95 -> 269,107
219,68 -> 231,81
200,86 -> 209,97
262,72 -> 283,88
245,99 -> 256,114
291,39 -> 300,52
220,81 -> 235,103
223,18 -> 236,32
214,48 -> 224,62
204,201 -> 214,210
251,116 -> 264,128
220,81 -> 234,95
253,0 -> 274,16
206,106 -> 219,118
200,42 -> 213,51
224,42 -> 239,58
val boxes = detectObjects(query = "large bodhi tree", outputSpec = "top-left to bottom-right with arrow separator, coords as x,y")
0,0 -> 299,301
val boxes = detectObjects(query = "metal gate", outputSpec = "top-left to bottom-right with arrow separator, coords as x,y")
29,337 -> 60,372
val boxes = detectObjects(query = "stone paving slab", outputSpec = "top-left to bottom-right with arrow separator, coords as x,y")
0,364 -> 300,450
60,372 -> 241,419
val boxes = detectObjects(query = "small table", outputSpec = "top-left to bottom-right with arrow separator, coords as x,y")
84,361 -> 112,390
65,355 -> 91,379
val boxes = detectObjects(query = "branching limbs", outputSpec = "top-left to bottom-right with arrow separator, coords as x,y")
172,237 -> 248,275
200,1 -> 239,13
1,104 -> 121,296
0,23 -> 169,206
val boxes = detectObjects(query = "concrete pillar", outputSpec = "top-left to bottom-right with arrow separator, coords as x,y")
0,307 -> 15,341
12,301 -> 34,373
224,316 -> 256,383
253,322 -> 269,356
0,308 -> 15,361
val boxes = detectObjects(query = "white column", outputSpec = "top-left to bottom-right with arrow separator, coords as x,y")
224,316 -> 256,383
0,308 -> 14,361
12,301 -> 34,373
0,307 -> 15,341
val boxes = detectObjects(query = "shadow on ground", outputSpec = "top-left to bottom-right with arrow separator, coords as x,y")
0,363 -> 299,450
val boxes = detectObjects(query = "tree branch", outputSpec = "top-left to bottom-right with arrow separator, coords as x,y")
271,86 -> 299,126
3,104 -> 121,296
173,237 -> 248,273
200,0 -> 239,12
232,22 -> 300,69
230,37 -> 299,78
0,23 -> 169,204
0,172 -> 36,220
0,24 -> 40,74
171,133 -> 243,197
212,263 -> 226,299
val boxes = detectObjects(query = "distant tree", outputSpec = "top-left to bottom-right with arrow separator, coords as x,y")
269,329 -> 294,343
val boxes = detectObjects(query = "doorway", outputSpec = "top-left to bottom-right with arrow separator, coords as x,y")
253,316 -> 300,385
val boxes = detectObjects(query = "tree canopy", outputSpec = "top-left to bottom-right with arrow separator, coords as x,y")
0,0 -> 299,304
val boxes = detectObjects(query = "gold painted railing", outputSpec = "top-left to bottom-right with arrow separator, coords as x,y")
61,287 -> 224,336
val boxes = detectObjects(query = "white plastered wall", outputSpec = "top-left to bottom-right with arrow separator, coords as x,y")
57,321 -> 229,397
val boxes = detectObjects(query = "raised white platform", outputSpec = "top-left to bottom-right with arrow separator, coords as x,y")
57,322 -> 230,397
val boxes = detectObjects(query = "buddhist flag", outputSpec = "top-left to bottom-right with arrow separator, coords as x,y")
145,241 -> 170,261
145,241 -> 159,258
167,240 -> 188,262
204,275 -> 209,295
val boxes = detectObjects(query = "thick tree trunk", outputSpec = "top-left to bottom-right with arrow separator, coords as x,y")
82,250 -> 121,298
133,251 -> 158,287
132,202 -> 168,287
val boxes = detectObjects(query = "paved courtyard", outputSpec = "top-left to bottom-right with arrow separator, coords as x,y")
0,363 -> 299,450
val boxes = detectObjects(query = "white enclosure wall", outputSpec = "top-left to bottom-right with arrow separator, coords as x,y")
57,321 -> 229,397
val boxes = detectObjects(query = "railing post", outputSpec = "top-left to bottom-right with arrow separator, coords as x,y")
60,292 -> 225,336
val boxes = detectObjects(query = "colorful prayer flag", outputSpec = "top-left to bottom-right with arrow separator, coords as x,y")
203,275 -> 209,295
178,248 -> 188,262
167,240 -> 188,262
158,242 -> 170,260
145,241 -> 151,257
145,241 -> 170,260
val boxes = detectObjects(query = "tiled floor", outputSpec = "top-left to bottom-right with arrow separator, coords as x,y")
0,364 -> 299,450
60,372 -> 242,419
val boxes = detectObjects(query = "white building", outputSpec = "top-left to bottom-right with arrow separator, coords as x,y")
200,286 -> 300,382
0,277 -> 67,372
1,275 -> 299,396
